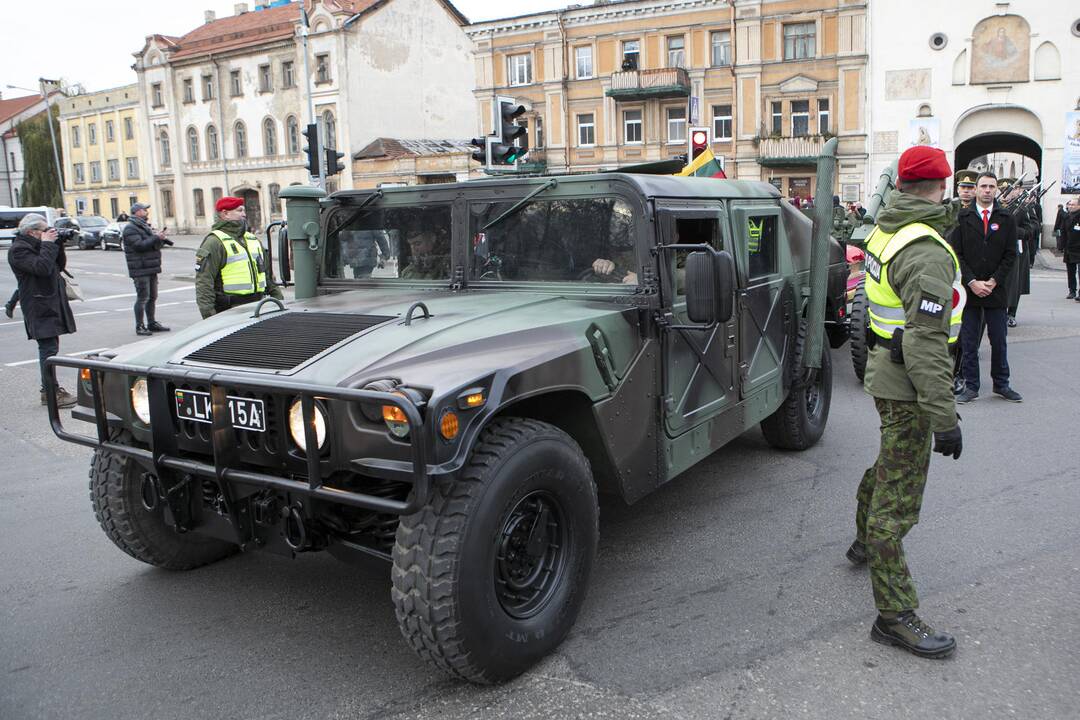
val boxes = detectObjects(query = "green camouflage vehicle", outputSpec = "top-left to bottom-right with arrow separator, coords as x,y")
45,144 -> 849,683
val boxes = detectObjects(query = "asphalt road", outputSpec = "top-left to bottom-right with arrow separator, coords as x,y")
1,250 -> 1078,720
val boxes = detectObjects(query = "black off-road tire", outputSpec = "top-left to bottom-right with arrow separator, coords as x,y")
391,417 -> 598,684
849,281 -> 869,382
89,432 -> 236,570
760,322 -> 833,450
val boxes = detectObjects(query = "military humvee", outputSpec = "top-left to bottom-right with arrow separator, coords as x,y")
45,148 -> 849,683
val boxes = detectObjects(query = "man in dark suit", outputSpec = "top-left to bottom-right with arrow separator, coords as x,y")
948,172 -> 1021,403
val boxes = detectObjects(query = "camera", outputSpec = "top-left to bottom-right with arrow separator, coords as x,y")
56,227 -> 80,244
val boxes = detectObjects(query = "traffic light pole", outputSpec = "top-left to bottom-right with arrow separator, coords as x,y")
298,7 -> 325,189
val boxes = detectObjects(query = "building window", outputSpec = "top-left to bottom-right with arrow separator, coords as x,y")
187,126 -> 200,162
159,129 -> 171,167
712,104 -> 732,141
282,61 -> 295,88
71,126 -> 80,148
230,70 -> 242,96
315,54 -> 331,84
667,36 -> 686,68
129,194 -> 138,209
535,115 -> 544,149
322,110 -> 336,149
124,117 -> 133,140
263,117 -> 277,156
258,64 -> 272,92
818,98 -> 830,135
110,197 -> 119,218
577,113 -> 595,147
161,188 -> 175,218
202,74 -> 215,101
151,83 -> 163,107
183,78 -> 195,103
286,115 -> 300,154
666,106 -> 686,143
193,188 -> 205,217
90,161 -> 102,182
783,22 -> 816,60
92,198 -> 100,216
74,163 -> 85,183
269,183 -> 281,215
234,121 -> 247,157
206,124 -> 219,160
575,46 -> 593,79
105,120 -> 115,142
88,123 -> 97,145
771,101 -> 783,134
107,159 -> 120,181
508,53 -> 532,86
791,100 -> 810,136
622,39 -> 640,71
212,187 -> 223,206
711,30 -> 732,67
623,109 -> 643,144
126,157 -> 139,179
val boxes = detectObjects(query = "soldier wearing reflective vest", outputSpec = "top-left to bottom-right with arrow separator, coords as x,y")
845,146 -> 963,660
195,196 -> 283,318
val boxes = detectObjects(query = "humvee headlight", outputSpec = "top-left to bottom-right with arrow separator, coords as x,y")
288,398 -> 327,451
382,401 -> 411,438
79,367 -> 92,382
131,377 -> 150,424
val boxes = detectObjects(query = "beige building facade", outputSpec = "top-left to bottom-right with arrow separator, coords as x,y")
351,138 -> 474,189
468,0 -> 867,200
58,85 -> 151,219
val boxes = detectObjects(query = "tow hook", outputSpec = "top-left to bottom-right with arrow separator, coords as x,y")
283,503 -> 309,551
140,472 -> 161,512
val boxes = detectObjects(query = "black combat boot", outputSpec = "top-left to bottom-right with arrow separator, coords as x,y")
147,321 -> 171,332
41,387 -> 77,408
136,324 -> 153,336
846,539 -> 867,565
871,611 -> 956,658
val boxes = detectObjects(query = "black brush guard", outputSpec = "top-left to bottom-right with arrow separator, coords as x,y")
43,356 -> 430,524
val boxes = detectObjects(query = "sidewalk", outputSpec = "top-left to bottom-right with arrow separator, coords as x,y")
163,234 -> 205,252
1034,248 -> 1067,272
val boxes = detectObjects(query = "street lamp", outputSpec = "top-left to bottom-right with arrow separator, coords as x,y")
6,79 -> 65,205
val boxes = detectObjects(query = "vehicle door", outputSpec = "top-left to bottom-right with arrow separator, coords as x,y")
728,202 -> 791,398
656,204 -> 737,437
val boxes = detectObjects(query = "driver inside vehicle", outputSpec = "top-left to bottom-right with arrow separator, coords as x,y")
591,250 -> 637,284
400,228 -> 451,280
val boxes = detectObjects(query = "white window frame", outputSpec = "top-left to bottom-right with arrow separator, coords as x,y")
282,61 -> 295,88
666,106 -> 687,143
783,22 -> 816,60
206,125 -> 219,161
89,161 -> 102,182
71,126 -> 80,148
622,39 -> 640,70
623,109 -> 643,144
577,113 -> 596,147
74,163 -> 85,183
791,99 -> 810,137
508,53 -> 532,86
711,30 -> 732,67
126,157 -> 139,179
202,74 -> 215,101
107,159 -> 120,181
105,120 -> 115,143
712,104 -> 732,141
88,123 -> 97,145
124,117 -> 134,140
771,101 -> 783,134
183,78 -> 194,103
151,83 -> 163,107
817,98 -> 830,135
230,70 -> 242,97
666,35 -> 686,69
315,53 -> 331,84
259,64 -> 272,92
575,46 -> 593,79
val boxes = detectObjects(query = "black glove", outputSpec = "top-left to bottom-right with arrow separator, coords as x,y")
933,424 -> 963,460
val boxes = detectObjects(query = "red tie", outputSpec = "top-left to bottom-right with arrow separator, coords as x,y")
982,209 -> 990,235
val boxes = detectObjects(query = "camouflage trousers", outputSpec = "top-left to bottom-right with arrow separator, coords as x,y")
855,398 -> 932,613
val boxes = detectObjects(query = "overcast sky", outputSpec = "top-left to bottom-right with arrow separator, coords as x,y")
3,0 -> 567,98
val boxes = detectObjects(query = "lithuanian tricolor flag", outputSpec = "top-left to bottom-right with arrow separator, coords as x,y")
676,147 -> 727,179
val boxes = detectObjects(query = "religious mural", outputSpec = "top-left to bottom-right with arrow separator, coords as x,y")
970,15 -> 1030,84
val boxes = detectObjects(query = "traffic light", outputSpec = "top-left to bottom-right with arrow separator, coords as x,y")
324,147 -> 345,176
688,126 -> 710,161
469,136 -> 491,165
490,96 -> 528,166
302,123 -> 320,177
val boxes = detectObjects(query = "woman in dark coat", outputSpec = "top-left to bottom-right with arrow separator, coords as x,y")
6,213 -> 77,407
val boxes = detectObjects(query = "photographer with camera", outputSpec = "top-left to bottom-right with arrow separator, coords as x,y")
6,213 -> 78,408
121,202 -> 173,336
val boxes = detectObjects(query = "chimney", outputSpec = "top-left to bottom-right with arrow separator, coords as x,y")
234,3 -> 248,15
204,9 -> 216,23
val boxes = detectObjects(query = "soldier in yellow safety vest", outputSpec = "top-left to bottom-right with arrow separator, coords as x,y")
845,145 -> 964,660
195,196 -> 283,319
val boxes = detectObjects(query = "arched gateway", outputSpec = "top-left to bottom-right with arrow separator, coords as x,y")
953,105 -> 1043,180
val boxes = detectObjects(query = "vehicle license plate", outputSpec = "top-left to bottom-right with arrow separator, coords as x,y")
174,389 -> 266,432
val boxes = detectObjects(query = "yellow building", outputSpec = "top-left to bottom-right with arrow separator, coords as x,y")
351,138 -> 476,189
58,84 -> 150,220
468,0 -> 868,200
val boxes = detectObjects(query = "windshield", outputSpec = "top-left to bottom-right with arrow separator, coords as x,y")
0,211 -> 32,230
79,216 -> 107,227
469,196 -> 636,284
323,203 -> 452,281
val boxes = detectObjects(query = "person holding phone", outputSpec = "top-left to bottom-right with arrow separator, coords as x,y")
121,202 -> 173,336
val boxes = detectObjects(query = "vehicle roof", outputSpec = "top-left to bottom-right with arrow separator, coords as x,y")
335,172 -> 781,202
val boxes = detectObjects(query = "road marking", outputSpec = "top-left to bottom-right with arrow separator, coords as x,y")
75,310 -> 109,318
4,347 -> 112,367
87,286 -> 190,302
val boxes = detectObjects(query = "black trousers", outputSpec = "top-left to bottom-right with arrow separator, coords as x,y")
959,305 -> 1010,394
133,274 -> 159,326
1067,262 -> 1079,294
37,336 -> 59,392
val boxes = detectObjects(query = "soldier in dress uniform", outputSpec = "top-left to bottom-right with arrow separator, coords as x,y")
954,169 -> 978,210
999,178 -> 1033,327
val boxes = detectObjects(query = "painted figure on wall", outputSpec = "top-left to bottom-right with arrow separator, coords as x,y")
970,15 -> 1030,84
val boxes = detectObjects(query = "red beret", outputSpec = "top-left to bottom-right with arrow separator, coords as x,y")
897,146 -> 952,181
215,196 -> 244,212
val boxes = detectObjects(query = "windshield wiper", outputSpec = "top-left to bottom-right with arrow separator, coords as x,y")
482,178 -> 558,232
327,189 -> 383,245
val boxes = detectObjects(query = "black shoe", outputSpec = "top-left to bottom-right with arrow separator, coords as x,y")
1068,292 -> 1077,300
146,321 -> 170,332
871,611 -> 956,659
3,304 -> 13,319
135,325 -> 153,336
956,387 -> 978,404
1007,316 -> 1017,328
846,540 -> 867,566
993,386 -> 1023,402
41,387 -> 77,408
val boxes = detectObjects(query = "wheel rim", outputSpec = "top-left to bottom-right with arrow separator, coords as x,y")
494,490 -> 568,619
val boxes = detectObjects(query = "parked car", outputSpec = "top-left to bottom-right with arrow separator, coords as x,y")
100,220 -> 128,250
73,215 -> 108,249
0,206 -> 64,246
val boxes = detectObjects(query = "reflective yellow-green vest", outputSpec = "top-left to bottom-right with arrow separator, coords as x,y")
212,229 -> 266,296
864,222 -> 965,344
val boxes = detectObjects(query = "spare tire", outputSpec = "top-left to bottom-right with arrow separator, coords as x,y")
849,280 -> 869,382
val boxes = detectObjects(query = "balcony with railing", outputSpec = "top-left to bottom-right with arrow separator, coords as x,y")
606,67 -> 690,101
755,136 -> 828,166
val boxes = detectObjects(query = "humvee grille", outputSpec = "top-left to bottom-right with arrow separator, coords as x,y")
184,311 -> 393,370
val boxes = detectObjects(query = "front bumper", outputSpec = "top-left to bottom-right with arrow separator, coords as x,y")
44,356 -> 431,517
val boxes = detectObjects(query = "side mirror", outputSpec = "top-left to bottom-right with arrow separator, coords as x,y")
685,249 -> 736,325
278,226 -> 291,284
